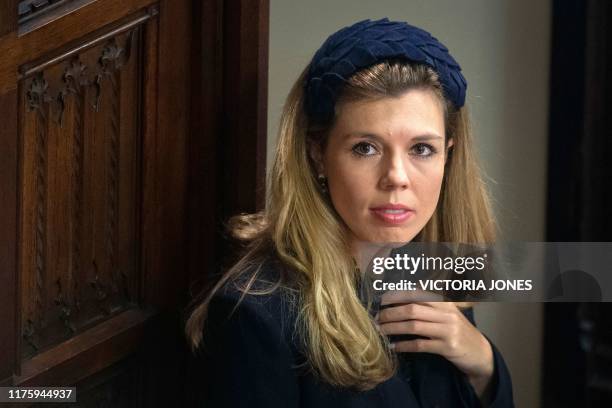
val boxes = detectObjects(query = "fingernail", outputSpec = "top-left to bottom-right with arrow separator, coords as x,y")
389,342 -> 396,350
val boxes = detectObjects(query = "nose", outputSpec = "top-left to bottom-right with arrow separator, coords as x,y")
379,152 -> 410,190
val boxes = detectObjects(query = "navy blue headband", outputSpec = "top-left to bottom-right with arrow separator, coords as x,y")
304,18 -> 467,122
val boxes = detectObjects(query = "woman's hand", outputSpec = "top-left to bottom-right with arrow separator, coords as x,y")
375,291 -> 494,399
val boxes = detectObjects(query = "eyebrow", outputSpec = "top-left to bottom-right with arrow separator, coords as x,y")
346,132 -> 444,142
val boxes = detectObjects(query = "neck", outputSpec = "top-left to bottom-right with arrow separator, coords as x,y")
351,240 -> 393,276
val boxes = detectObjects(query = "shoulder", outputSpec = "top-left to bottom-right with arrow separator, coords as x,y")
215,255 -> 298,319
195,256 -> 304,406
201,255 -> 301,355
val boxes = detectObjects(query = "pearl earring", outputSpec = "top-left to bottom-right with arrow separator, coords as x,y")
317,174 -> 328,194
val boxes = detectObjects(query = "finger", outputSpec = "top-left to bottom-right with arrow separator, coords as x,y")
380,289 -> 444,305
412,301 -> 460,312
379,320 -> 446,339
392,338 -> 446,354
377,303 -> 448,324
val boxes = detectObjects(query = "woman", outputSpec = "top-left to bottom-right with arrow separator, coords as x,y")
186,18 -> 514,407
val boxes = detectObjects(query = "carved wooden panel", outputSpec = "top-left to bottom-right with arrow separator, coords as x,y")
18,23 -> 144,360
0,0 -> 266,402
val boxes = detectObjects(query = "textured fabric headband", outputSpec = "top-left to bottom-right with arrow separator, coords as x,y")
304,18 -> 467,122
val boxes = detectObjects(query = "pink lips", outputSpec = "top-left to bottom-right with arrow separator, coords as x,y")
369,204 -> 415,225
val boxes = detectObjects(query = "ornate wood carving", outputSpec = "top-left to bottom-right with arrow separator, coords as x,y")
26,73 -> 50,346
1,1 -> 199,403
19,25 -> 143,359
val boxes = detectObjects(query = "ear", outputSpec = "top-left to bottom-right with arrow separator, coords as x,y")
308,141 -> 325,175
445,138 -> 454,162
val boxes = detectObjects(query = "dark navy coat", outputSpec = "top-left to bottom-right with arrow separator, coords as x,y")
195,260 -> 514,407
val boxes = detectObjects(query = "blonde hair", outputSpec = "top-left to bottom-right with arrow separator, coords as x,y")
185,60 -> 496,391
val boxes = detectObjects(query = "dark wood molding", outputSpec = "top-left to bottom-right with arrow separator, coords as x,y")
185,0 -> 270,288
139,0 -> 191,311
0,0 -> 157,93
581,0 -> 611,240
0,89 -> 18,382
14,308 -> 154,386
544,0 -> 612,406
185,0 -> 223,291
221,0 -> 269,217
0,0 -> 17,37
18,0 -> 98,35
545,0 -> 587,243
18,6 -> 157,78
546,1 -> 612,242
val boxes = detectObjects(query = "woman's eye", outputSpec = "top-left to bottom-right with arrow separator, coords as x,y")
351,142 -> 378,157
412,143 -> 437,158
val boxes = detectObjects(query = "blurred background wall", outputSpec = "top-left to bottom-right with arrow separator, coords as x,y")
266,1 -> 551,406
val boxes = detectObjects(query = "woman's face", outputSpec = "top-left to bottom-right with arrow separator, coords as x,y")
316,89 -> 451,246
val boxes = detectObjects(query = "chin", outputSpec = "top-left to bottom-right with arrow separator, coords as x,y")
363,230 -> 417,244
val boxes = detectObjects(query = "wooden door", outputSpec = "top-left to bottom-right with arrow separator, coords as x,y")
0,0 -> 268,407
0,0 -> 269,405
0,0 -> 192,405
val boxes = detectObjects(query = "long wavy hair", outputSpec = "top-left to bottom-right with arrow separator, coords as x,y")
185,60 -> 496,391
